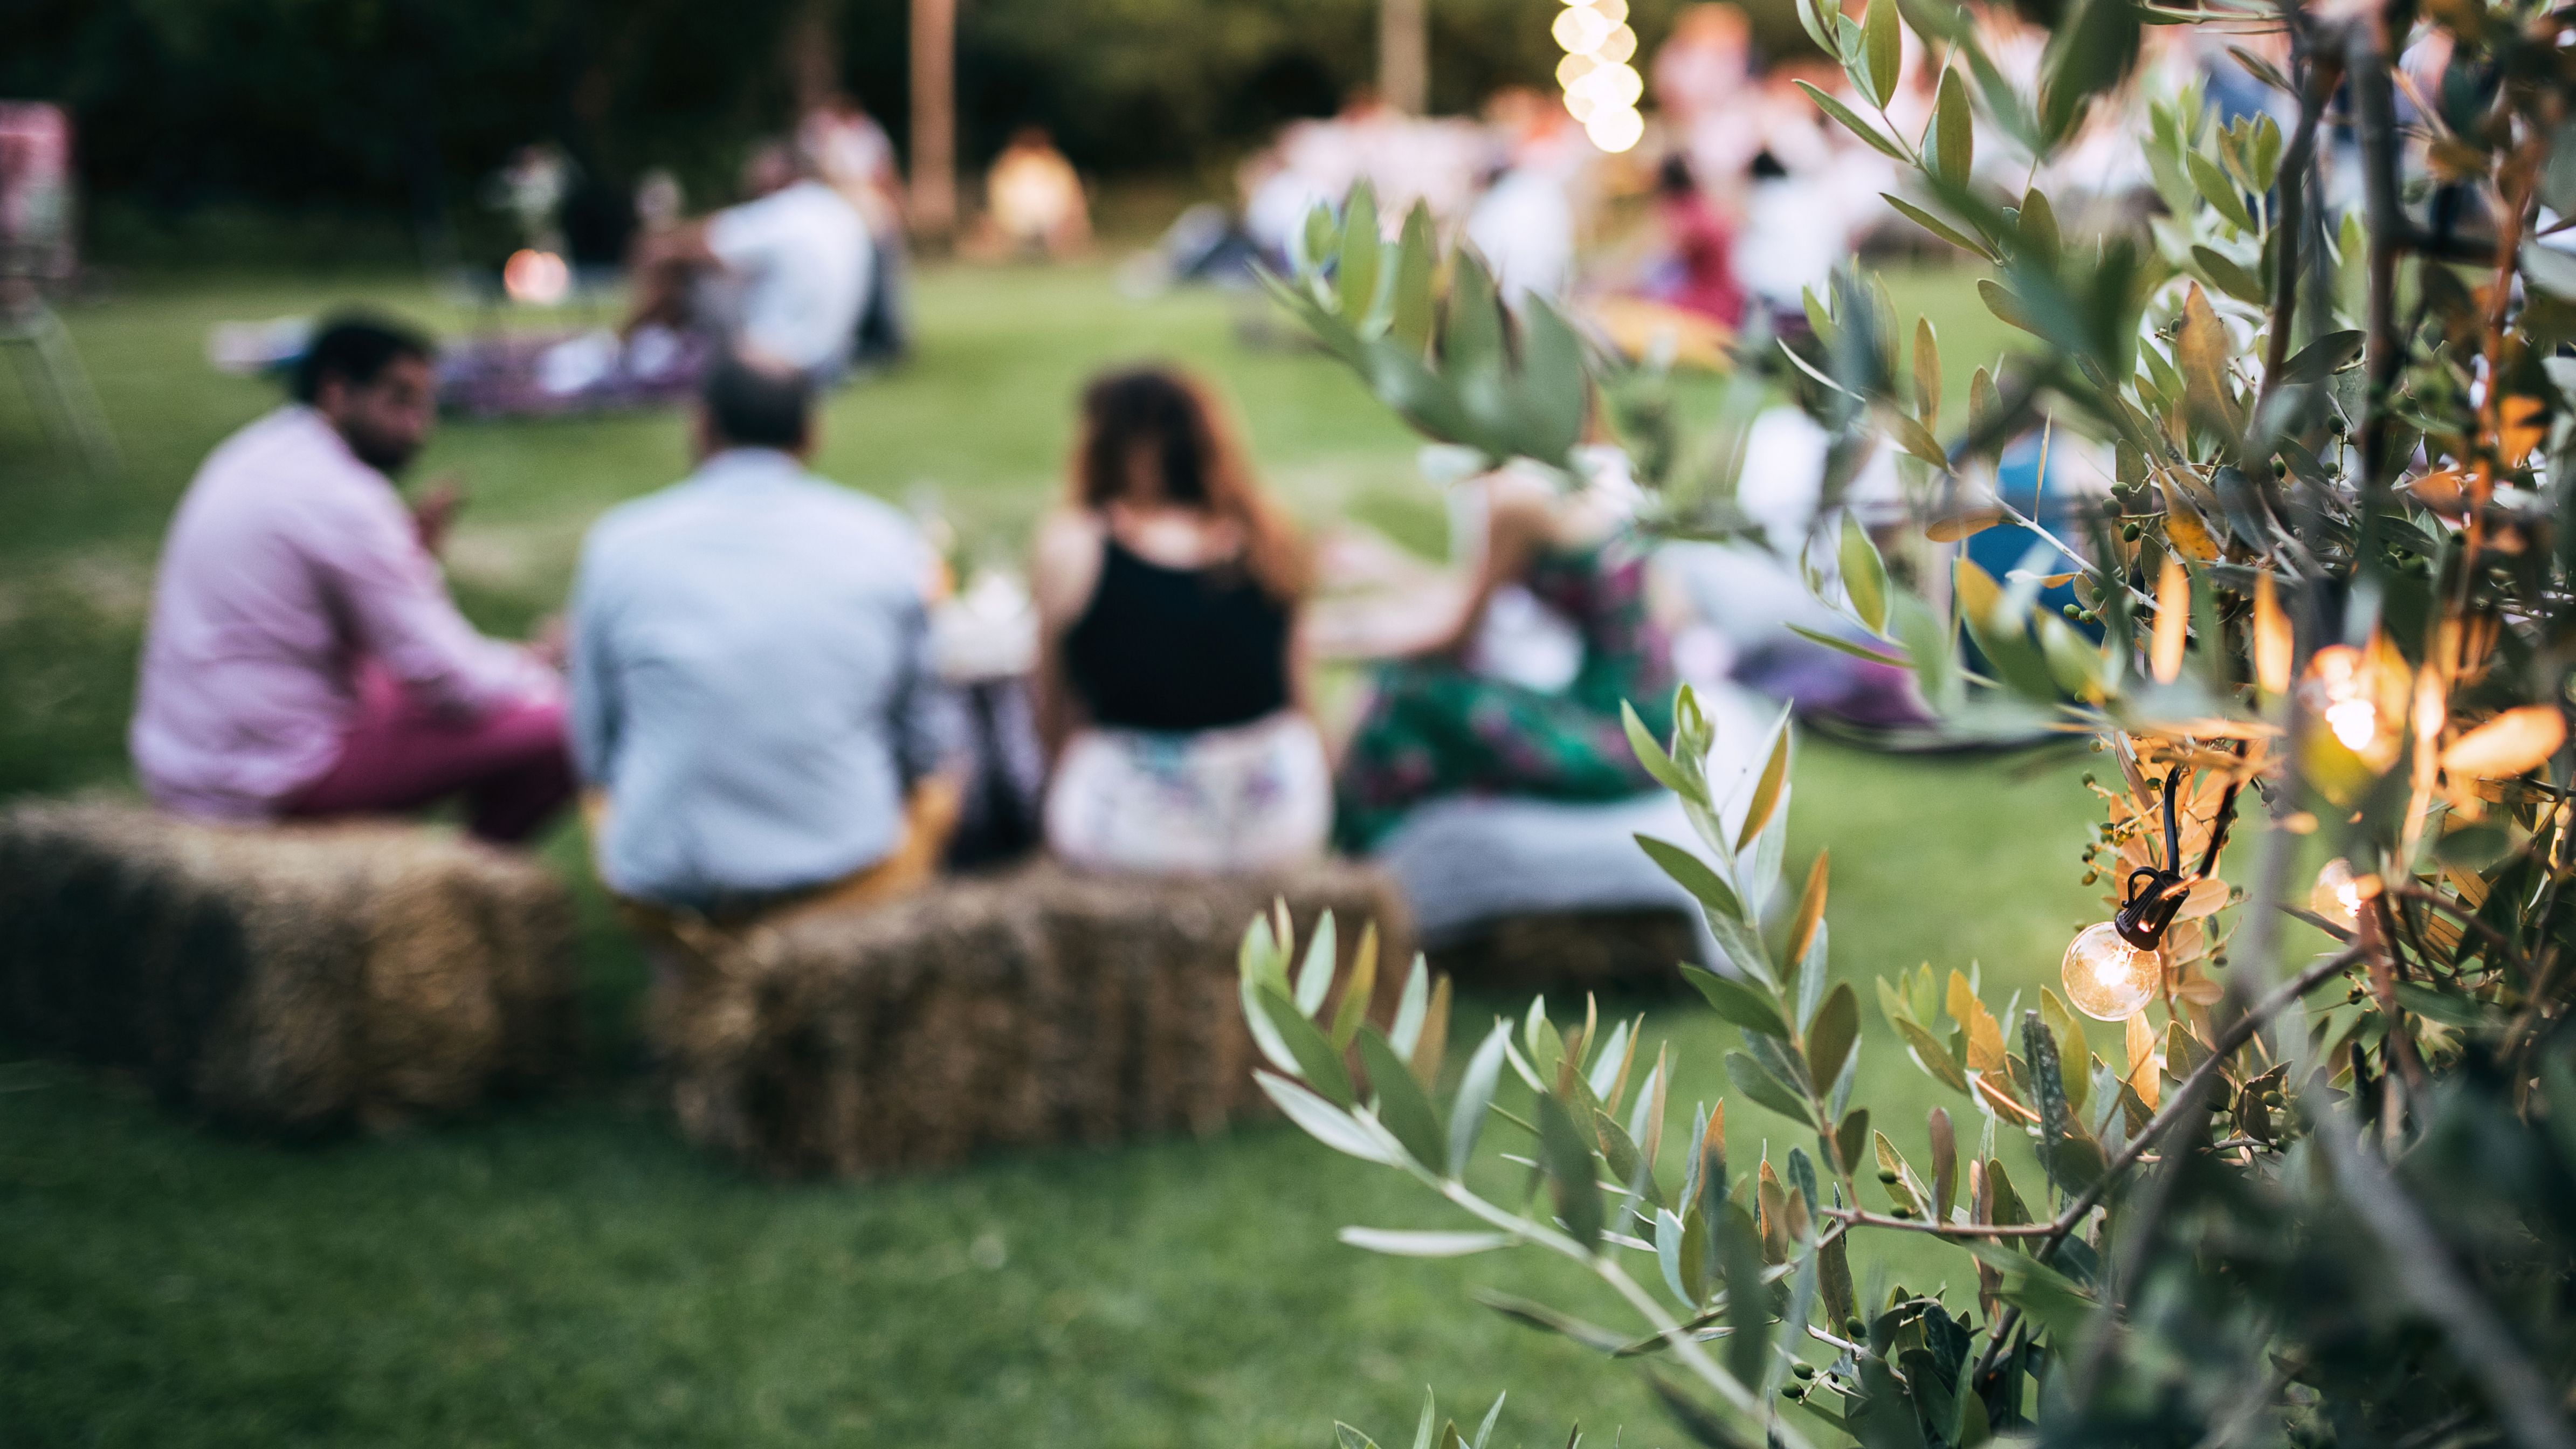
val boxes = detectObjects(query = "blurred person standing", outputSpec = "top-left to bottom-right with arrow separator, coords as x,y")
625,138 -> 872,381
1030,368 -> 1328,874
1657,5 -> 1760,184
1654,3 -> 1754,124
569,354 -> 958,915
979,127 -> 1090,259
130,315 -> 573,843
1727,65 -> 1886,319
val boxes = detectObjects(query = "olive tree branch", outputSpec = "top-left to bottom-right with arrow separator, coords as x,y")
1424,1175 -> 1820,1449
2253,40 -> 2343,421
1823,1208 -> 2061,1239
2387,884 -> 2523,969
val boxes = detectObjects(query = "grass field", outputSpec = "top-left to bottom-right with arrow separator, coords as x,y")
0,260 -> 2117,1448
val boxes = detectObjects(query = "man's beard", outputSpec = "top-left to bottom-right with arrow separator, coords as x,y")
343,426 -> 419,475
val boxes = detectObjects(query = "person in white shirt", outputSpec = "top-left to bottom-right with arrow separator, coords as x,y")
624,139 -> 873,379
1465,164 -> 1575,307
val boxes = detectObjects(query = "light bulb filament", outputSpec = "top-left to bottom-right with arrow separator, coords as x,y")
2062,920 -> 2162,1020
2325,699 -> 2379,751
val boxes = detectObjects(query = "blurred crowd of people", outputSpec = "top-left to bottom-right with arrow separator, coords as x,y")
133,3 -> 2348,952
1184,4 -> 2319,355
133,314 -> 1705,943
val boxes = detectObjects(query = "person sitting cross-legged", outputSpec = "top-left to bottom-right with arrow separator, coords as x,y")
129,314 -> 574,844
568,353 -> 959,921
1030,366 -> 1330,874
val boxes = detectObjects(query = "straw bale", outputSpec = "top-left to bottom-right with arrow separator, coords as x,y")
656,858 -> 1412,1177
0,802 -> 580,1134
1427,908 -> 1697,996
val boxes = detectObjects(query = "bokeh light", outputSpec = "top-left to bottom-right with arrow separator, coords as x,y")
1552,5 -> 1614,55
1583,104 -> 1645,153
1551,0 -> 1645,151
502,248 -> 571,306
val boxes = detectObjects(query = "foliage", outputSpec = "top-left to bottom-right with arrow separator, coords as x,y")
6,0 -> 1734,258
1252,0 -> 2576,1445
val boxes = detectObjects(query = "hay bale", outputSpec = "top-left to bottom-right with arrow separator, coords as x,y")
1427,907 -> 1697,996
0,802 -> 580,1134
657,859 -> 1413,1177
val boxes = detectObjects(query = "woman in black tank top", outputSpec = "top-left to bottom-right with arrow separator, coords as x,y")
1030,368 -> 1331,873
1060,536 -> 1291,732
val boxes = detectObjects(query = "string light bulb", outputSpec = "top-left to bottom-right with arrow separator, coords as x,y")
502,249 -> 570,307
2060,762 -> 2238,1022
1550,0 -> 1643,153
2310,858 -> 2377,930
1552,5 -> 1613,54
2062,921 -> 2162,1020
1584,103 -> 1646,152
2301,645 -> 2390,756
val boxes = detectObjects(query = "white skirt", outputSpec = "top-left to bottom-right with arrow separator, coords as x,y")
1044,711 -> 1333,875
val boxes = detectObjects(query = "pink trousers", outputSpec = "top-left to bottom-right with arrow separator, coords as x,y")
285,667 -> 575,844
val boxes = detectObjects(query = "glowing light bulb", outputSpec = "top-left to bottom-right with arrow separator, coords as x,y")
2302,645 -> 2388,754
1585,104 -> 1645,153
2310,858 -> 2375,929
502,249 -> 571,306
2325,699 -> 2378,750
1552,5 -> 1612,53
1594,23 -> 1639,63
1585,61 -> 1643,108
1556,51 -> 1600,87
2061,921 -> 2161,1020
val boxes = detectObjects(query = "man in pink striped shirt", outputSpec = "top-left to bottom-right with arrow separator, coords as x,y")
129,316 -> 573,843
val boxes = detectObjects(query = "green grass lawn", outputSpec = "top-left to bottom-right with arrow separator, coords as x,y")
0,261 -> 2114,1447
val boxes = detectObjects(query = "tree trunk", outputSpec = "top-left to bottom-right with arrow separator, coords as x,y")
910,0 -> 959,240
785,0 -> 841,116
1381,0 -> 1428,115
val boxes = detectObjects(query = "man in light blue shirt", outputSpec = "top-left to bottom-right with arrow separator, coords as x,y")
569,353 -> 956,912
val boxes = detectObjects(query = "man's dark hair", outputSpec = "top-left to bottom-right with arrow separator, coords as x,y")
700,353 -> 813,451
292,314 -> 435,404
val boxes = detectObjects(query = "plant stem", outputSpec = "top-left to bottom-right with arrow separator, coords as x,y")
2345,15 -> 2405,509
2254,46 -> 2343,423
1429,1178 -> 1819,1449
2388,886 -> 2522,968
1823,1208 -> 2059,1239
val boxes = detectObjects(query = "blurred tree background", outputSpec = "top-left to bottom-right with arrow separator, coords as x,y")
1,0 -> 1812,268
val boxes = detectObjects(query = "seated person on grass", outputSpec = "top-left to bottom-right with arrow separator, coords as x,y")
623,138 -> 872,383
1031,366 -> 1330,875
1334,456 -> 1678,855
569,354 -> 959,920
129,314 -> 573,844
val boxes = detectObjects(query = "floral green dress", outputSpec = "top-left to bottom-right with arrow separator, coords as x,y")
1334,532 -> 1676,853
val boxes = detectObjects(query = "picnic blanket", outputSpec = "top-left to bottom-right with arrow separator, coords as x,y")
437,325 -> 712,419
1368,680 -> 1776,975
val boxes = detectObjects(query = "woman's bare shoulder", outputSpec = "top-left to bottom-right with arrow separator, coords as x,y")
1107,503 -> 1245,569
1030,508 -> 1107,623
